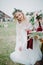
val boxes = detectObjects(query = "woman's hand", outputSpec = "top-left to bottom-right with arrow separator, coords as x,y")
39,39 -> 43,43
19,47 -> 22,51
34,35 -> 38,40
25,29 -> 32,34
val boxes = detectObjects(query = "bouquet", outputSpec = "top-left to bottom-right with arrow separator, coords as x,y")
27,31 -> 43,43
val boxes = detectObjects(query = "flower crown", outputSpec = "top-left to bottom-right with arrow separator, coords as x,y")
12,8 -> 22,15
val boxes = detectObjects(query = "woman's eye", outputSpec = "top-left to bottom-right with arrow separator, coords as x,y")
16,16 -> 18,18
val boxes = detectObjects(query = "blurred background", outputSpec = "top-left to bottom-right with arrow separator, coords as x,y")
0,0 -> 43,65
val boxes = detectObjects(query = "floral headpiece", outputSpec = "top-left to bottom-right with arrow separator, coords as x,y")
12,8 -> 22,15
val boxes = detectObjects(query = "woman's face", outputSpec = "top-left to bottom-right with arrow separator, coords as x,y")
14,12 -> 24,23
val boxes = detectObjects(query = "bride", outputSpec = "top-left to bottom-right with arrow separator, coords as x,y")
10,9 -> 42,65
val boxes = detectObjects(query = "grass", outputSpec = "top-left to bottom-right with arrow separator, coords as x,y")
0,21 -> 23,65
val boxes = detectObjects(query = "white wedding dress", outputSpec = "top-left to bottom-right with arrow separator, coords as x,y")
10,20 -> 42,65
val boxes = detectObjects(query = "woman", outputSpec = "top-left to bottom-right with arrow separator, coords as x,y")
34,14 -> 43,65
10,9 -> 42,65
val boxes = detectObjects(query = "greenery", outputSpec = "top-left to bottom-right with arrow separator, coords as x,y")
0,21 -> 23,65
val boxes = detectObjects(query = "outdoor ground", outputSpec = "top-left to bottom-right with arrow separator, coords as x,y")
0,21 -> 23,65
